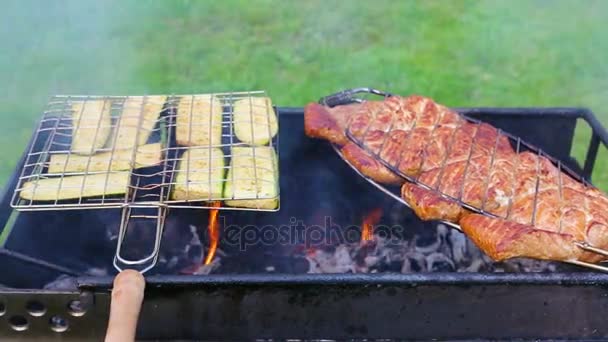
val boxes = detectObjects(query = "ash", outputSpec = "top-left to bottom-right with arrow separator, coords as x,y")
306,224 -> 558,273
158,223 -> 225,275
104,206 -> 558,275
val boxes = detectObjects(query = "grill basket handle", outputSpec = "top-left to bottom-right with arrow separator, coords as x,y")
113,206 -> 166,274
319,87 -> 392,107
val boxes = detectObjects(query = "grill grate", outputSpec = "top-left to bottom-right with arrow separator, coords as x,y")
11,91 -> 280,212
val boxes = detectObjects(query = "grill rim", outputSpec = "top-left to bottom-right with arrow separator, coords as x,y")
76,271 -> 608,289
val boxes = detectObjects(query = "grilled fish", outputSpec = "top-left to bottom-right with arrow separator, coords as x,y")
304,95 -> 608,264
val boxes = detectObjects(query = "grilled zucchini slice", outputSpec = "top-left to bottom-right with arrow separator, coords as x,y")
172,147 -> 225,201
19,172 -> 130,201
47,143 -> 162,173
233,97 -> 278,146
71,99 -> 112,155
176,95 -> 223,146
224,146 -> 278,209
112,95 -> 166,148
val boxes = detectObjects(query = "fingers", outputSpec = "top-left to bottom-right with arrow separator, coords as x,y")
104,270 -> 146,342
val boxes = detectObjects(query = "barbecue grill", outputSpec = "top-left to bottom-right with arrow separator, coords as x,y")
2,91 -> 608,340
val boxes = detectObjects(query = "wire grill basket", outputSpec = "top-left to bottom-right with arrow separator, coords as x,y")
10,91 -> 280,272
11,91 -> 279,211
322,88 -> 608,272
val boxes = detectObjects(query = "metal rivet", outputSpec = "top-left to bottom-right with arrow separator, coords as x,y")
26,300 -> 46,317
67,300 -> 86,317
49,316 -> 69,333
9,315 -> 29,332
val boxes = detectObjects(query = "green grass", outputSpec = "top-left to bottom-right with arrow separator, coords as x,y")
1,0 -> 608,188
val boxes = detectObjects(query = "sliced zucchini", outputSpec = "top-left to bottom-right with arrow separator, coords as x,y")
71,99 -> 112,155
171,147 -> 225,201
233,97 -> 278,146
224,146 -> 278,209
19,171 -> 130,201
112,95 -> 166,148
47,143 -> 162,173
176,95 -> 223,146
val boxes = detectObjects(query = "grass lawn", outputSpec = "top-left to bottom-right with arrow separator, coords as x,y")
1,0 -> 608,188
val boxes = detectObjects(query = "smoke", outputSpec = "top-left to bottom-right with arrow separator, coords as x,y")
0,0 -> 607,186
0,0 -> 140,180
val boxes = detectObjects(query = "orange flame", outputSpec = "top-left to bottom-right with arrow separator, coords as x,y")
361,208 -> 383,243
204,201 -> 221,265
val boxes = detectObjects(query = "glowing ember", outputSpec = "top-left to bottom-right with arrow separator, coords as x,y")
204,201 -> 221,265
361,208 -> 383,243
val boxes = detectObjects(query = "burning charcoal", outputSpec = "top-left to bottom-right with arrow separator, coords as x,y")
334,245 -> 356,269
190,258 -> 221,275
364,255 -> 381,268
159,224 -> 205,273
385,260 -> 403,272
436,224 -> 453,257
255,254 -> 310,273
466,240 -> 493,270
402,257 -> 424,273
414,223 -> 449,255
426,252 -> 455,272
413,227 -> 441,254
307,246 -> 356,273
161,256 -> 179,270
436,223 -> 449,236
375,243 -> 402,264
373,234 -> 389,250
461,259 -> 487,272
354,241 -> 377,267
448,229 -> 468,264
294,196 -> 561,275
306,258 -> 320,273
493,262 -> 515,273
502,258 -> 558,273
402,252 -> 427,273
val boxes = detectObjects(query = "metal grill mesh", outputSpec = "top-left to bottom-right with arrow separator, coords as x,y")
11,91 -> 280,212
343,95 -> 592,228
324,88 -> 608,272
